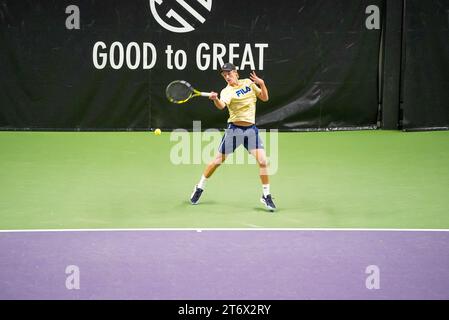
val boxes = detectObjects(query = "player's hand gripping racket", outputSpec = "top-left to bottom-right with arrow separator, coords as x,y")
166,80 -> 211,104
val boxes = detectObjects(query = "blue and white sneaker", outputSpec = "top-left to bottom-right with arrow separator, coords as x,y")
260,194 -> 276,212
190,185 -> 204,205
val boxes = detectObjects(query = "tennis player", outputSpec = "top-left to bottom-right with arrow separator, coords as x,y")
190,63 -> 276,211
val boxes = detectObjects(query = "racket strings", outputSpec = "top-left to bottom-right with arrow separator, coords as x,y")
166,81 -> 193,103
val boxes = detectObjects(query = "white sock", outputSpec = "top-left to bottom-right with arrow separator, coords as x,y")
198,175 -> 207,189
262,184 -> 270,197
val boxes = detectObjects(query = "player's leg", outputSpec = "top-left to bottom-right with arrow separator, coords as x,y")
196,152 -> 227,193
245,126 -> 276,211
190,152 -> 227,205
250,148 -> 276,211
203,152 -> 227,179
250,148 -> 269,185
190,125 -> 236,205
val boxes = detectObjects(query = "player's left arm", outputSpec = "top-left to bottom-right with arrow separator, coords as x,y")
250,71 -> 269,102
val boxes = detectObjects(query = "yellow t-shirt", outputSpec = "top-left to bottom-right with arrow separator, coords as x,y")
220,79 -> 262,124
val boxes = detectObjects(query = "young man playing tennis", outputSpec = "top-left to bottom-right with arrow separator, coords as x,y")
190,63 -> 276,211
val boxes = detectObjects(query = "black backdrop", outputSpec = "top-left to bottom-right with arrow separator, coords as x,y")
401,0 -> 449,131
1,0 -> 447,131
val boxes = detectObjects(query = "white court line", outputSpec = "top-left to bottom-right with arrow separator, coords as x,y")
0,228 -> 449,233
243,224 -> 264,228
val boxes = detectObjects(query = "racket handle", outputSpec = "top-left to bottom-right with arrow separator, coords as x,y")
200,92 -> 212,97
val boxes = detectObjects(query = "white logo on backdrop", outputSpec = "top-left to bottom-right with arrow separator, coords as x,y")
148,0 -> 213,33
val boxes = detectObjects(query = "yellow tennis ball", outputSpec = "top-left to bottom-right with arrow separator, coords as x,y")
154,128 -> 162,136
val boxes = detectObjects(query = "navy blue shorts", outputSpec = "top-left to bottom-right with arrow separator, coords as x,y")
218,123 -> 264,154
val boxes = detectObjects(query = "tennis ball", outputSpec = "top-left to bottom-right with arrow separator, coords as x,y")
154,128 -> 162,136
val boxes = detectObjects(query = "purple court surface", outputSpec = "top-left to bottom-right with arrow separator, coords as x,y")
1,230 -> 449,300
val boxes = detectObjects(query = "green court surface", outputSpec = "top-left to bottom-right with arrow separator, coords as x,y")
0,130 -> 448,230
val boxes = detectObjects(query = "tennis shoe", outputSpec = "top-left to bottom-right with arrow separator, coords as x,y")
260,194 -> 276,212
190,185 -> 204,205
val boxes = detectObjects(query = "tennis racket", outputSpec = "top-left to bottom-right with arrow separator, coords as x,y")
166,80 -> 211,104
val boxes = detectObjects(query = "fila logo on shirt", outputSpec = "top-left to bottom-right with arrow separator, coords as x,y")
236,86 -> 251,97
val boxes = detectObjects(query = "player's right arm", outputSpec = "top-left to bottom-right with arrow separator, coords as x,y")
209,92 -> 227,110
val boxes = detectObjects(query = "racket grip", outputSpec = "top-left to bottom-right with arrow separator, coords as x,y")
200,92 -> 212,97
